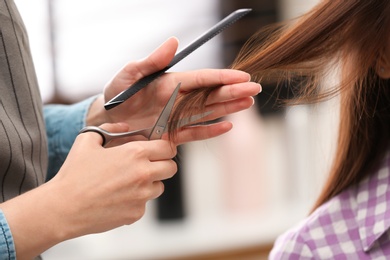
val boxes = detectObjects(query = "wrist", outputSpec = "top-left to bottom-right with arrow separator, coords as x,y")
0,182 -> 73,259
86,95 -> 108,126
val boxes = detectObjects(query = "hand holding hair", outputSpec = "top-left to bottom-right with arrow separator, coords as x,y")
93,37 -> 261,145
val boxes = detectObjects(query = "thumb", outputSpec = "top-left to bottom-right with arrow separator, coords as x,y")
78,123 -> 130,147
104,37 -> 179,101
137,37 -> 179,76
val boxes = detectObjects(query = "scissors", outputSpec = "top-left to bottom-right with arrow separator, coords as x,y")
79,83 -> 212,146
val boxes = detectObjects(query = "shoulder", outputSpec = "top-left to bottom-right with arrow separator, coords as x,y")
269,190 -> 358,260
269,217 -> 314,260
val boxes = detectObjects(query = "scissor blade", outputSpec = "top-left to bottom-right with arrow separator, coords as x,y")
148,83 -> 181,140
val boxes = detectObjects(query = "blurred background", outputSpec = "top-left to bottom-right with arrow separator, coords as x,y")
14,0 -> 340,259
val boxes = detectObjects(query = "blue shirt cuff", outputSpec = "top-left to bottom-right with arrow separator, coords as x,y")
0,209 -> 16,260
44,95 -> 99,180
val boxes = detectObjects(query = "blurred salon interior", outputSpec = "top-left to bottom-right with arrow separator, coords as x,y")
15,0 -> 339,259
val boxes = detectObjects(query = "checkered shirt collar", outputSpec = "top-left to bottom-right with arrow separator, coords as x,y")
356,150 -> 390,252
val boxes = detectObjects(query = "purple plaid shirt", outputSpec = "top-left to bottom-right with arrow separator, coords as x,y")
270,150 -> 390,259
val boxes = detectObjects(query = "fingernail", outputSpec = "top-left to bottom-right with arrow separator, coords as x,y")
258,83 -> 262,93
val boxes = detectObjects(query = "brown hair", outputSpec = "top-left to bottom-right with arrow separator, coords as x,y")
171,0 -> 390,210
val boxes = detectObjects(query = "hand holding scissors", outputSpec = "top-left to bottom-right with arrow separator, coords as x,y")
80,83 -> 212,146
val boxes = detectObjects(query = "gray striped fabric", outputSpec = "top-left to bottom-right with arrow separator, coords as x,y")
0,0 -> 47,202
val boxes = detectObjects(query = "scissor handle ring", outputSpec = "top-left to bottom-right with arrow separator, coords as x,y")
79,126 -> 108,146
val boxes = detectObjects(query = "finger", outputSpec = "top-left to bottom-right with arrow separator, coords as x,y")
150,181 -> 165,199
174,121 -> 233,145
205,82 -> 262,105
129,140 -> 177,161
170,69 -> 252,91
124,37 -> 179,80
148,159 -> 178,182
204,97 -> 255,120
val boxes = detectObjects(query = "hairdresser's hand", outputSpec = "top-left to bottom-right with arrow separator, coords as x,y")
0,123 -> 177,259
54,122 -> 177,233
92,37 -> 261,144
